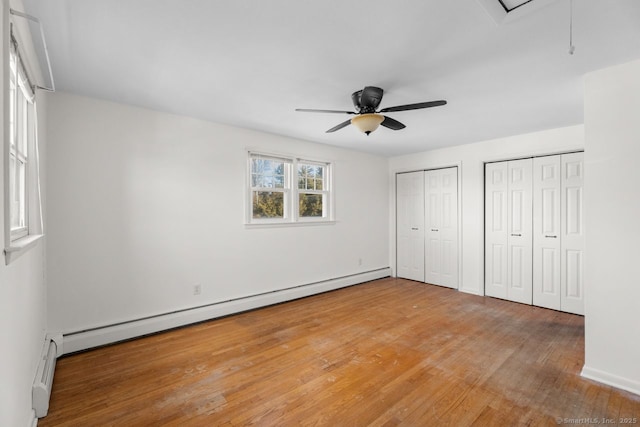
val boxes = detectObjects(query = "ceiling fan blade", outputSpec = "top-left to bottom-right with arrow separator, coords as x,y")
380,116 -> 406,131
296,108 -> 355,114
359,86 -> 384,110
379,100 -> 447,113
326,119 -> 352,133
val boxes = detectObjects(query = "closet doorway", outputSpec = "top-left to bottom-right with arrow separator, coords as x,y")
484,152 -> 584,315
397,167 -> 459,289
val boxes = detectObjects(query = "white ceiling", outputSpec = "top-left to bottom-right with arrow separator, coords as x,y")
21,0 -> 640,156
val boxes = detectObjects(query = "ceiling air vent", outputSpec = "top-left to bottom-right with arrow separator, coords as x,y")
475,0 -> 559,24
499,0 -> 535,13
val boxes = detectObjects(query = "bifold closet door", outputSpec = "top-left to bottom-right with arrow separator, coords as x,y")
396,171 -> 425,282
533,156 -> 562,310
560,152 -> 585,315
506,159 -> 533,304
492,153 -> 584,315
485,159 -> 533,304
424,167 -> 458,289
485,162 -> 509,299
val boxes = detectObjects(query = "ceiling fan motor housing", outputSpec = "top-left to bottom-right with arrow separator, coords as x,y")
352,86 -> 384,114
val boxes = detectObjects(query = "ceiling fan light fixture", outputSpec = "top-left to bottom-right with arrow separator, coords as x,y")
351,113 -> 384,135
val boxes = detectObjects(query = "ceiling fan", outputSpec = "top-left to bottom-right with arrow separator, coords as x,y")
296,86 -> 446,135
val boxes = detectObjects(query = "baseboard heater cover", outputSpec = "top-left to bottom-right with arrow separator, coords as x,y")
33,334 -> 63,418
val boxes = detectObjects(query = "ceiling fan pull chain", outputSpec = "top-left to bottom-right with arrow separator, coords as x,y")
568,0 -> 575,55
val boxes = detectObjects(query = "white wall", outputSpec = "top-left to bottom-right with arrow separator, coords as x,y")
582,59 -> 640,395
46,92 -> 389,339
389,125 -> 584,295
0,1 -> 48,426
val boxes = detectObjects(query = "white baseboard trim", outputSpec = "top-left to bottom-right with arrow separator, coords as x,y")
581,365 -> 640,396
62,268 -> 391,355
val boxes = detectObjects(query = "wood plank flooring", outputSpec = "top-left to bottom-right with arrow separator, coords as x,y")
40,278 -> 640,426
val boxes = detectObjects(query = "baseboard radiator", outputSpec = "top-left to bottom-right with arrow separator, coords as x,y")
33,334 -> 63,418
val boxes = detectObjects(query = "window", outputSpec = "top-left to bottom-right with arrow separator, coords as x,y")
250,155 -> 289,221
8,44 -> 35,241
248,152 -> 332,224
297,162 -> 328,218
4,23 -> 45,264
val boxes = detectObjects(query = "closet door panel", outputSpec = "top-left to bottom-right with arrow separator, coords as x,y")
424,171 -> 441,285
396,172 -> 425,282
533,156 -> 561,310
438,168 -> 458,288
561,153 -> 585,315
510,245 -> 526,289
485,162 -> 509,299
507,159 -> 533,305
425,167 -> 458,289
426,236 -> 441,284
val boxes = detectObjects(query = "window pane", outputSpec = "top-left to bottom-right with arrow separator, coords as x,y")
252,158 -> 285,188
10,155 -> 26,231
299,163 -> 325,189
252,191 -> 284,219
17,91 -> 27,154
274,171 -> 285,188
316,166 -> 325,189
9,79 -> 16,148
9,155 -> 16,226
299,164 -> 325,190
299,193 -> 324,217
297,165 -> 306,189
27,102 -> 35,156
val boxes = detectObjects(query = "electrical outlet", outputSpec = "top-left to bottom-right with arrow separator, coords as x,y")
193,284 -> 202,295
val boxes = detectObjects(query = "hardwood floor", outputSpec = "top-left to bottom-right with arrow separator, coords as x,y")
40,278 -> 640,426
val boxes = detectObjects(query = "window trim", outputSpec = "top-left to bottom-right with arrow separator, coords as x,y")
246,150 -> 334,226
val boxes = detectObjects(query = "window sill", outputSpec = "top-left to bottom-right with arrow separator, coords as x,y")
4,234 -> 44,265
245,220 -> 337,229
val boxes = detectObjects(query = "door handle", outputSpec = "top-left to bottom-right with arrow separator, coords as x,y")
431,229 -> 439,232
511,233 -> 522,237
545,235 -> 558,238
411,227 -> 419,230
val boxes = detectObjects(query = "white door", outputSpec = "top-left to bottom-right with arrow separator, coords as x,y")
485,162 -> 509,299
533,156 -> 561,310
424,167 -> 458,289
485,159 -> 533,304
396,171 -> 425,282
507,158 -> 533,305
561,152 -> 585,315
